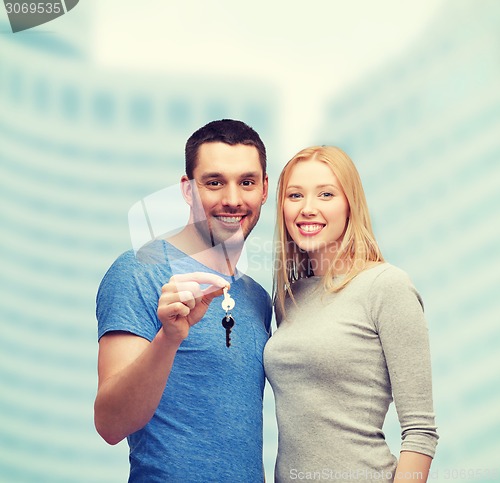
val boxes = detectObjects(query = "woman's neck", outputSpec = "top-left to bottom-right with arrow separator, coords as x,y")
307,249 -> 350,277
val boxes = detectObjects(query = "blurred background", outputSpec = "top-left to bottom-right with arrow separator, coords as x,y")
1,1 -> 499,481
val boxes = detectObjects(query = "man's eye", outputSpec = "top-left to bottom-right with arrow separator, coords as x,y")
207,181 -> 222,187
241,180 -> 255,186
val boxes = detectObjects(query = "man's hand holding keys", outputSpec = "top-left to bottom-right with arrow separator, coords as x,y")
157,272 -> 230,344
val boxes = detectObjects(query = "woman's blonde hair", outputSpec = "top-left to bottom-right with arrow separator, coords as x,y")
273,146 -> 384,318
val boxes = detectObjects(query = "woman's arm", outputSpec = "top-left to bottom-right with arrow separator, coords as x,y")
370,267 -> 438,478
394,451 -> 432,482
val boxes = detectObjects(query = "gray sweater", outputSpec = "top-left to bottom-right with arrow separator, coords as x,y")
264,263 -> 438,482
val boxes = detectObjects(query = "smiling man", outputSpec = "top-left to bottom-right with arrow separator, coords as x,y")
94,120 -> 272,483
171,130 -> 268,271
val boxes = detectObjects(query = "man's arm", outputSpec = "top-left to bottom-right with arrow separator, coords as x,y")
94,272 -> 228,445
94,330 -> 181,445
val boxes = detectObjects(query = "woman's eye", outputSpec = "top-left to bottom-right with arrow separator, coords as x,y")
320,192 -> 334,198
287,193 -> 302,199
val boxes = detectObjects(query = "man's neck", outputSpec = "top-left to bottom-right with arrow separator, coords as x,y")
167,225 -> 243,276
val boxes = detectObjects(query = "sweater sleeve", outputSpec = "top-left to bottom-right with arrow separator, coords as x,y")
370,266 -> 439,458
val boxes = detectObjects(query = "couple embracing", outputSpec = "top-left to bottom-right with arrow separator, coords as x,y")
94,119 -> 438,483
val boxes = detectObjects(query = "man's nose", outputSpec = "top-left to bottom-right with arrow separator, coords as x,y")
222,184 -> 243,207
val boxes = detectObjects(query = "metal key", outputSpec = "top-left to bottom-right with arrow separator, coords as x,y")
221,287 -> 236,347
222,315 -> 235,347
221,287 -> 235,311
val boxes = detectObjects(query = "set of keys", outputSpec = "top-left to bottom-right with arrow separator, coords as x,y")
221,287 -> 235,348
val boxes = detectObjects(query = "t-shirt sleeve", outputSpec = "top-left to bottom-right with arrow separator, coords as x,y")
370,266 -> 439,458
96,251 -> 163,342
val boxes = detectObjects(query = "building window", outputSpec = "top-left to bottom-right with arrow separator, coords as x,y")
130,96 -> 153,128
166,99 -> 191,129
61,84 -> 80,121
93,91 -> 115,125
33,78 -> 50,114
8,68 -> 23,104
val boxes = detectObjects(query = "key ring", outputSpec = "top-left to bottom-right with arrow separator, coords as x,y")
221,287 -> 236,348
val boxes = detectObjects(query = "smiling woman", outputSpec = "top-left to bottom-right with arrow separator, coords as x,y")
274,146 -> 383,305
265,145 -> 438,483
283,160 -> 350,273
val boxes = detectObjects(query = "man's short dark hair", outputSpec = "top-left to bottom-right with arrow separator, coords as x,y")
185,119 -> 267,179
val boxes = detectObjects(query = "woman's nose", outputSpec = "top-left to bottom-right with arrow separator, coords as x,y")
300,197 -> 317,216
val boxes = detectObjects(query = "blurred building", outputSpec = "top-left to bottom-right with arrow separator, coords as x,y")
0,15 -> 279,482
317,1 -> 500,477
3,1 -> 499,481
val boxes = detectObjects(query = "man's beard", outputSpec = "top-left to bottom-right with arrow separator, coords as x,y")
192,218 -> 244,250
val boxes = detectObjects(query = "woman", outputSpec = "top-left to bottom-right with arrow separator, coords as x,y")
264,146 -> 438,482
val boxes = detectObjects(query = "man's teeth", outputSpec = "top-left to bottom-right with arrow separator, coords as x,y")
300,224 -> 323,232
218,216 -> 242,224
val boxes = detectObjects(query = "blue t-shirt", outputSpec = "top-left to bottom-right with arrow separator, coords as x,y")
96,241 -> 272,483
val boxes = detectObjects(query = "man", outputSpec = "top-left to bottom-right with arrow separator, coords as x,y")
94,119 -> 271,482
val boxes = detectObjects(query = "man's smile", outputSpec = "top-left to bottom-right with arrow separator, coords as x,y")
215,215 -> 245,225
